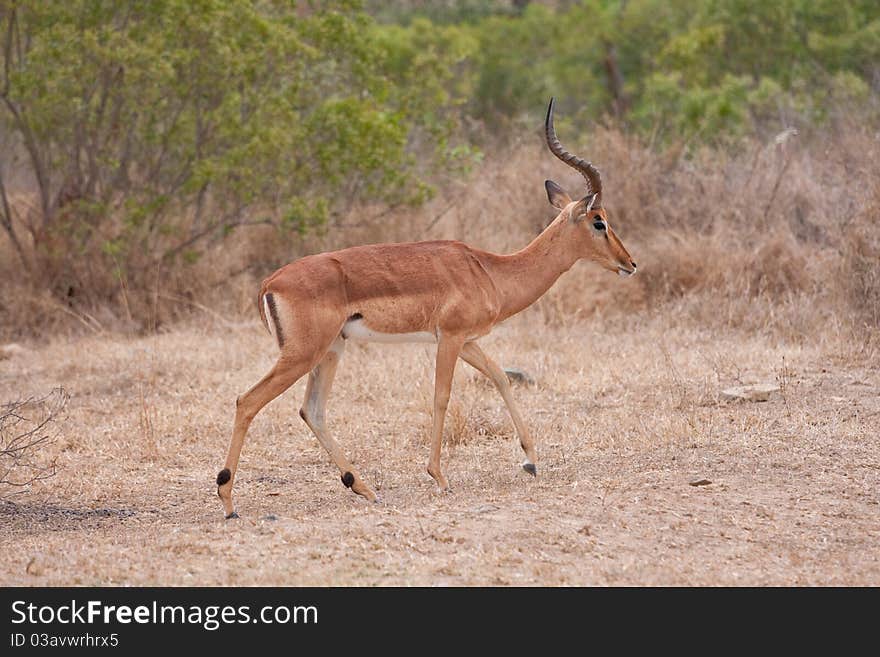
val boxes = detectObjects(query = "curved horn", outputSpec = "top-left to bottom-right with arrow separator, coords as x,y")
544,97 -> 602,207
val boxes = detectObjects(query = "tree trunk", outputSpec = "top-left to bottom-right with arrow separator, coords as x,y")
603,40 -> 629,117
0,165 -> 30,271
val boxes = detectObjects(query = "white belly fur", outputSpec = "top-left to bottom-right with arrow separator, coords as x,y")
342,319 -> 437,344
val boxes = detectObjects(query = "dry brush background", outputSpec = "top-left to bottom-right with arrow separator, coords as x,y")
1,124 -> 879,585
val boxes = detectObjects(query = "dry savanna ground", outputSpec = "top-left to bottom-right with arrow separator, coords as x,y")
1,304 -> 878,586
1,122 -> 879,586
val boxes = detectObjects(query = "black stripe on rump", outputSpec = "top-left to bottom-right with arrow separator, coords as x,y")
265,293 -> 284,347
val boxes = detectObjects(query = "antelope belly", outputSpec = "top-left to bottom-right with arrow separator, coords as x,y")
342,318 -> 437,343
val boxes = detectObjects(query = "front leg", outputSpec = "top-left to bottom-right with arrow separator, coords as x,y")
460,341 -> 537,475
427,335 -> 466,491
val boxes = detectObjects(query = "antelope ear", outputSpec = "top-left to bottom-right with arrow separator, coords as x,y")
545,180 -> 571,210
583,192 -> 599,212
571,193 -> 599,222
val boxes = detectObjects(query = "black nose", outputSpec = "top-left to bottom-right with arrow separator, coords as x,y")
630,261 -> 637,269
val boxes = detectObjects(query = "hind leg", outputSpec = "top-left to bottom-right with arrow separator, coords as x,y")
300,337 -> 378,502
217,357 -> 312,518
217,297 -> 347,519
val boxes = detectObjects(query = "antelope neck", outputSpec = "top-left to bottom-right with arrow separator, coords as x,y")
483,216 -> 579,321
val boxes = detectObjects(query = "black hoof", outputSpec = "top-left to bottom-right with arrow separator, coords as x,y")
522,463 -> 537,477
225,511 -> 240,519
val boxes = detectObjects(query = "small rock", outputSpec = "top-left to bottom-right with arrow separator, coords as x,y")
773,127 -> 798,145
755,506 -> 774,519
263,514 -> 277,521
503,367 -> 535,386
26,556 -> 45,576
721,384 -> 780,402
0,343 -> 27,360
471,503 -> 500,514
689,479 -> 712,487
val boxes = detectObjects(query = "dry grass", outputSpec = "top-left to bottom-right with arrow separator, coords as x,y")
2,122 -> 879,342
1,122 -> 878,585
0,307 -> 878,585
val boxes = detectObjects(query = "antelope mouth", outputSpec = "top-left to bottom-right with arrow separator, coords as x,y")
617,266 -> 636,277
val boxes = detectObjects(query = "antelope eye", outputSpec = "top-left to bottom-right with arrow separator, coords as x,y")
593,219 -> 606,231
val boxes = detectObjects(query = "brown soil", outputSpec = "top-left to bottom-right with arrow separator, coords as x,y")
1,312 -> 878,585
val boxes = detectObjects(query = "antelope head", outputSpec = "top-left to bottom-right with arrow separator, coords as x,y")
544,98 -> 637,277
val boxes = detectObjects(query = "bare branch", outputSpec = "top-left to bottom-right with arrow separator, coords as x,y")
0,388 -> 67,498
1,5 -> 15,97
160,218 -> 273,263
